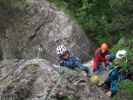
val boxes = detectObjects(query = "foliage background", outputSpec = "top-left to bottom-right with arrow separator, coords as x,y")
49,0 -> 133,99
0,0 -> 133,99
49,0 -> 133,45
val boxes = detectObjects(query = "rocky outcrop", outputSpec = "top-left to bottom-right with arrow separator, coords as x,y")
0,59 -> 110,100
0,0 -> 93,63
0,1 -> 106,100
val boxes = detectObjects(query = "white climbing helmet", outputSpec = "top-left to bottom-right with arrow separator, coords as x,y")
116,50 -> 127,59
56,44 -> 67,55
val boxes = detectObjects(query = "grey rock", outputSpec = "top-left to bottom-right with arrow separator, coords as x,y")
0,0 -> 93,63
0,59 -> 110,100
0,0 -> 108,100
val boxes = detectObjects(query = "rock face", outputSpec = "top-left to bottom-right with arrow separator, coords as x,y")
0,1 -> 107,100
0,59 -> 110,100
0,0 -> 93,63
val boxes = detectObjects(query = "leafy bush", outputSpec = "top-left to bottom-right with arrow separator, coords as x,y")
113,80 -> 133,100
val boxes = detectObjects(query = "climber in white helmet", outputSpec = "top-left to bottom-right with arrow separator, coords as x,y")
56,45 -> 68,56
56,44 -> 93,78
116,49 -> 127,60
102,49 -> 127,97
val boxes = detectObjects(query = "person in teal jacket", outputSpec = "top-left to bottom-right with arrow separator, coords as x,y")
103,49 -> 127,97
104,66 -> 121,97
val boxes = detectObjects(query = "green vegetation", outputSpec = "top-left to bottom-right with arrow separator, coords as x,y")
113,80 -> 133,100
111,37 -> 133,99
111,37 -> 133,72
49,0 -> 133,99
49,0 -> 133,45
0,0 -> 133,99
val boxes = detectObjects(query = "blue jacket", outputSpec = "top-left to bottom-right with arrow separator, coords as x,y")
108,68 -> 120,81
59,56 -> 93,76
60,56 -> 80,69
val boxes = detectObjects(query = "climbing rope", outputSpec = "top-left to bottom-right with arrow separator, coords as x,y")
44,74 -> 65,100
41,68 -> 65,100
42,67 -> 83,100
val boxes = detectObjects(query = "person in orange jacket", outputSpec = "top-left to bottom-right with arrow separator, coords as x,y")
93,43 -> 110,72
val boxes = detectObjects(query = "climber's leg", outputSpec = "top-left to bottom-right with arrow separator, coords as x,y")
111,81 -> 119,96
79,64 -> 93,76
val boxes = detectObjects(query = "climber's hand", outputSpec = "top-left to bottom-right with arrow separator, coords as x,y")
106,91 -> 112,97
82,71 -> 88,81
